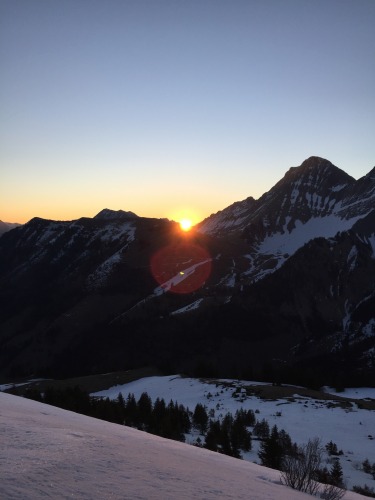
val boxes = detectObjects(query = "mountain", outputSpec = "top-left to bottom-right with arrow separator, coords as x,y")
4,391 -> 361,500
0,157 -> 374,385
0,220 -> 21,236
198,157 -> 374,282
94,208 -> 139,220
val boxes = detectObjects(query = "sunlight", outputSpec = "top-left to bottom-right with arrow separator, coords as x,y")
179,218 -> 193,231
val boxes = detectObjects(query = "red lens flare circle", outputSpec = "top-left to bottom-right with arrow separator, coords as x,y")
151,243 -> 212,294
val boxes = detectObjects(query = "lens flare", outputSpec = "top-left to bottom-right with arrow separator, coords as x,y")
180,219 -> 192,231
151,243 -> 211,294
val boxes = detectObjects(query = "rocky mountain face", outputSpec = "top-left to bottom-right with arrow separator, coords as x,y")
0,157 -> 374,385
199,157 -> 374,281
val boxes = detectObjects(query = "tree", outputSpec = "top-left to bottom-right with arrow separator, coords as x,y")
325,440 -> 342,456
221,413 -> 236,457
193,403 -> 208,434
320,483 -> 345,500
362,458 -> 372,473
329,459 -> 344,488
258,425 -> 284,470
231,413 -> 252,453
204,420 -> 221,452
352,485 -> 375,498
253,418 -> 270,439
117,392 -> 125,408
235,408 -> 256,427
281,437 -> 323,495
124,393 -> 137,426
137,392 -> 153,429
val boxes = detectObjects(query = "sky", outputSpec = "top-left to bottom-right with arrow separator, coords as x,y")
1,0 -> 374,225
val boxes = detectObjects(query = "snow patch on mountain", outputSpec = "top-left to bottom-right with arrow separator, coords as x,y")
367,235 -> 375,258
347,246 -> 358,271
199,214 -> 248,234
89,222 -> 136,243
258,214 -> 364,257
362,318 -> 375,338
34,222 -> 63,245
154,258 -> 212,295
171,299 -> 204,315
331,184 -> 348,192
219,272 -> 237,287
87,246 -> 127,289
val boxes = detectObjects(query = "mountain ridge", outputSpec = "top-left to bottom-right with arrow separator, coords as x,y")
0,156 -> 373,384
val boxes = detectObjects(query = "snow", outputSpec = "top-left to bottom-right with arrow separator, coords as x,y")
0,391 -> 349,500
35,222 -> 62,245
93,375 -> 375,491
89,222 -> 136,243
153,258 -> 211,295
258,215 -> 364,257
219,272 -> 237,287
347,246 -> 358,271
201,214 -> 248,234
87,246 -> 126,289
367,234 -> 375,258
84,223 -> 136,289
171,299 -> 204,315
362,318 -> 375,338
243,212 -> 370,282
331,184 -> 348,193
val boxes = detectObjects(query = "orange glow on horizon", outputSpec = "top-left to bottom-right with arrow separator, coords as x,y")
179,218 -> 193,231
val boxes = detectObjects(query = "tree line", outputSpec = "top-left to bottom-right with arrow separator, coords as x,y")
15,386 -> 252,456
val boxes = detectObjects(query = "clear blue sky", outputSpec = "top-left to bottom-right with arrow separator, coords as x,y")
1,0 -> 374,224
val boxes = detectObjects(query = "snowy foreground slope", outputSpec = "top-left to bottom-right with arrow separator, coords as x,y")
0,393 -> 366,500
93,376 -> 375,491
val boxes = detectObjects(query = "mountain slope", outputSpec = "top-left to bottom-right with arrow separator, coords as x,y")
199,156 -> 374,282
0,392 -> 364,500
0,158 -> 373,383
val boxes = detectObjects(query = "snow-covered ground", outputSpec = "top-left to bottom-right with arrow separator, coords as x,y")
93,376 -> 375,491
2,391 -> 362,500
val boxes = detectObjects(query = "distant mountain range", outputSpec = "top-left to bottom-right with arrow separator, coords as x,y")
0,156 -> 374,386
0,220 -> 21,236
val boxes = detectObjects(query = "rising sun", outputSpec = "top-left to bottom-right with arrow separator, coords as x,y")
179,218 -> 193,231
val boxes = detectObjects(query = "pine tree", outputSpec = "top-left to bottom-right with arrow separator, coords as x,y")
329,459 -> 344,487
193,403 -> 208,434
258,425 -> 284,470
137,392 -> 153,429
231,413 -> 252,453
205,420 -> 221,452
125,393 -> 137,426
117,392 -> 125,408
221,413 -> 235,457
253,418 -> 270,439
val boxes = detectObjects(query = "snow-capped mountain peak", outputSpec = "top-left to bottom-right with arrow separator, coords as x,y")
198,156 -> 374,282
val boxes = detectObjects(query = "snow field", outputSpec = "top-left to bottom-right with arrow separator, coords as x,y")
93,376 -> 375,490
1,391 -> 341,500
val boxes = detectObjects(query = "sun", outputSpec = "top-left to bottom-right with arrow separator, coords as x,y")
179,218 -> 193,232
